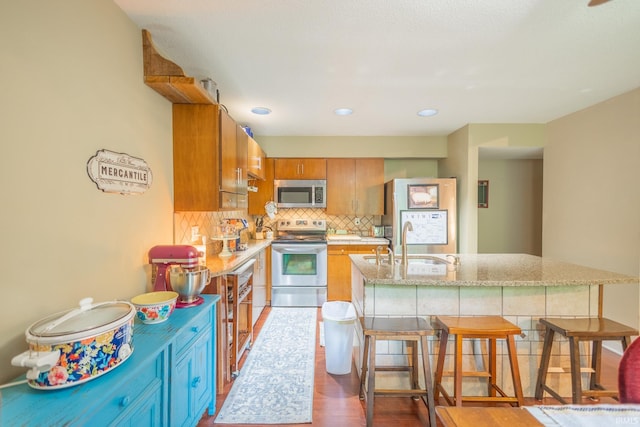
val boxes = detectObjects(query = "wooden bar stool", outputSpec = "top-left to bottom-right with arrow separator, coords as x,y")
535,317 -> 638,404
359,317 -> 436,427
433,315 -> 524,407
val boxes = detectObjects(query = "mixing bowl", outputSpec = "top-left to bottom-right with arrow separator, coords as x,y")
167,265 -> 210,303
131,291 -> 178,324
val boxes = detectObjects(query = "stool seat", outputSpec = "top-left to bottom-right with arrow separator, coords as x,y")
436,315 -> 522,336
433,315 -> 525,408
362,317 -> 434,337
539,317 -> 638,338
535,317 -> 638,404
359,316 -> 436,427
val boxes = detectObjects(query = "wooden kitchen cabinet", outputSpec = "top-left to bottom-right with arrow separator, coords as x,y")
173,104 -> 221,211
220,109 -> 248,210
248,158 -> 274,215
248,136 -> 267,180
274,158 -> 326,179
326,158 -> 384,215
327,244 -> 382,301
173,104 -> 248,211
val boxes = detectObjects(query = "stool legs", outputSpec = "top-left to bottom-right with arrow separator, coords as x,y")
421,335 -> 437,427
453,334 -> 463,407
488,338 -> 496,398
359,335 -> 370,400
506,335 -> 524,406
569,336 -> 582,403
434,329 -> 448,404
535,327 -> 555,400
435,332 -> 523,407
366,335 -> 376,426
359,333 -> 436,427
536,321 -> 634,404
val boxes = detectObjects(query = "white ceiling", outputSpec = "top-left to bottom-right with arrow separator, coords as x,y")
114,0 -> 640,137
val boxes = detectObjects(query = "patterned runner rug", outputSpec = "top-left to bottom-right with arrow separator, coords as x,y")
214,307 -> 317,424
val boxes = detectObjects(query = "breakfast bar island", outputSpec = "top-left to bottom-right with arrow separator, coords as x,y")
349,253 -> 639,397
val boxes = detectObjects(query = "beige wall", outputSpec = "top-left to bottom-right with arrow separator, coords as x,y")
544,88 -> 640,339
0,0 -> 174,382
257,135 -> 447,158
384,159 -> 439,181
440,124 -> 546,253
440,126 -> 474,252
478,159 -> 543,255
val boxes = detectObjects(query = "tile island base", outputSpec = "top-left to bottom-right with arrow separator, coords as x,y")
349,253 -> 638,398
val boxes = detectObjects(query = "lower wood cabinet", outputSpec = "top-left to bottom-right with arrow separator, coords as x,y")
2,295 -> 220,427
328,244 -> 382,301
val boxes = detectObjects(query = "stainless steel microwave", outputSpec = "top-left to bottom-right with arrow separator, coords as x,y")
274,179 -> 326,208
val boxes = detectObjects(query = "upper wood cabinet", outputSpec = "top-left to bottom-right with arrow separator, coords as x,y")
173,104 -> 248,211
274,158 -> 326,180
247,137 -> 266,180
173,104 -> 220,211
248,158 -> 274,216
326,158 -> 384,215
219,109 -> 248,210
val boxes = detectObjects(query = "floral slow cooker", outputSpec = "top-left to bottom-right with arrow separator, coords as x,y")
12,297 -> 135,389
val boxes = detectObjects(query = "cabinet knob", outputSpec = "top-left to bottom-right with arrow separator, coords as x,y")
120,396 -> 131,407
191,376 -> 201,388
191,326 -> 200,333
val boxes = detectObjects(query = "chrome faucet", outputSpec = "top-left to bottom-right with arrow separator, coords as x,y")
446,254 -> 461,266
375,246 -> 395,265
375,246 -> 384,265
387,248 -> 395,265
401,221 -> 413,266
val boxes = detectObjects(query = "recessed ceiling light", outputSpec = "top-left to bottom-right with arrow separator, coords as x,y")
251,107 -> 272,115
334,108 -> 353,116
417,109 -> 439,117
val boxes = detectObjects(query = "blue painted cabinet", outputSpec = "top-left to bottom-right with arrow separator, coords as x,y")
0,295 -> 220,427
171,324 -> 213,427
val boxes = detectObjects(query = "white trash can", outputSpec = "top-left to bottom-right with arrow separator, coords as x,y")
322,301 -> 357,375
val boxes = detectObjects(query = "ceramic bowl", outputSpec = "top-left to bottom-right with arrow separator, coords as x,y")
131,291 -> 178,324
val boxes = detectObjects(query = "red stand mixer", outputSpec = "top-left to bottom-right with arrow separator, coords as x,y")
148,245 -> 210,308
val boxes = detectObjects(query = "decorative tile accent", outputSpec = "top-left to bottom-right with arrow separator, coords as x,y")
257,208 -> 380,235
174,210 -> 248,244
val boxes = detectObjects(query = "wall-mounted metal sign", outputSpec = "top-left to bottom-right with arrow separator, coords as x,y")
87,149 -> 153,195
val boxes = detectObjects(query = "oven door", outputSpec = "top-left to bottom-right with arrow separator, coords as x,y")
271,242 -> 327,287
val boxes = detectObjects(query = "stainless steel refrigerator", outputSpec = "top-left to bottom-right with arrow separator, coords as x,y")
382,178 -> 457,254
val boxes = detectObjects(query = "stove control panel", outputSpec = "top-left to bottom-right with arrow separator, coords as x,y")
277,219 -> 326,231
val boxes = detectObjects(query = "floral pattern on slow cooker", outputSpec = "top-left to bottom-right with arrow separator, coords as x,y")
136,305 -> 172,322
29,319 -> 134,388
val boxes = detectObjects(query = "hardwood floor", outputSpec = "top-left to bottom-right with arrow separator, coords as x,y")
198,307 -> 623,427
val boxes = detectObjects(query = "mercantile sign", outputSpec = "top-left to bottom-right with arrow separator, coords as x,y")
87,149 -> 153,195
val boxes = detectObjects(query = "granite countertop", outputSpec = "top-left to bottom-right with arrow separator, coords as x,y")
205,240 -> 271,276
350,253 -> 639,287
